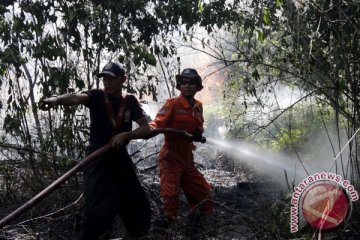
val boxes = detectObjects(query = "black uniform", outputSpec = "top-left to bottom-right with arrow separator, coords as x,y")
81,89 -> 151,240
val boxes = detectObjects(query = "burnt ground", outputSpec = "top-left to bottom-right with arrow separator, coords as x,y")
0,168 -> 359,240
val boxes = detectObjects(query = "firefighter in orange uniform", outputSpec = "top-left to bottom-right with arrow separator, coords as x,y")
150,68 -> 213,236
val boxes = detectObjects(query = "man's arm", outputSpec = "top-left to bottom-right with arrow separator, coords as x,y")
149,99 -> 173,129
110,116 -> 151,148
39,93 -> 89,110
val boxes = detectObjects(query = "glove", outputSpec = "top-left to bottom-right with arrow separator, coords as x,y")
192,128 -> 203,142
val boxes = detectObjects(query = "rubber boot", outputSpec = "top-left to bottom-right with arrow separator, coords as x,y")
186,210 -> 203,240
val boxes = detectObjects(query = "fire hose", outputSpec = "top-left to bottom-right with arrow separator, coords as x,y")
0,128 -> 206,228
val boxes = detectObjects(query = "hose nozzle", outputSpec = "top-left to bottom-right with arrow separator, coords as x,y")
193,136 -> 206,143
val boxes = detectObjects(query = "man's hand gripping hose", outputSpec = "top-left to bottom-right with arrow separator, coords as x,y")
145,128 -> 206,143
0,128 -> 206,228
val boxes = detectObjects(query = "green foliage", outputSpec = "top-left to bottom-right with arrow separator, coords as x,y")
262,7 -> 271,26
271,127 -> 303,152
265,102 -> 344,164
197,0 -> 205,13
275,0 -> 283,8
221,0 -> 360,121
211,1 -> 360,173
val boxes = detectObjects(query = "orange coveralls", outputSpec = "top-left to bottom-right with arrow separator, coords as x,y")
150,95 -> 213,218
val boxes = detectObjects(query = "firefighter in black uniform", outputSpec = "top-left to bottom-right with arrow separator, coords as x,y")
39,62 -> 151,240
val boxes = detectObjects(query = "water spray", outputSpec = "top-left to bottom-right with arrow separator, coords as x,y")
205,137 -> 308,181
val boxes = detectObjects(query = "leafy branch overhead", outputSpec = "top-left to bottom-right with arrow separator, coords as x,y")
0,0 -> 240,155
0,0 -> 240,95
